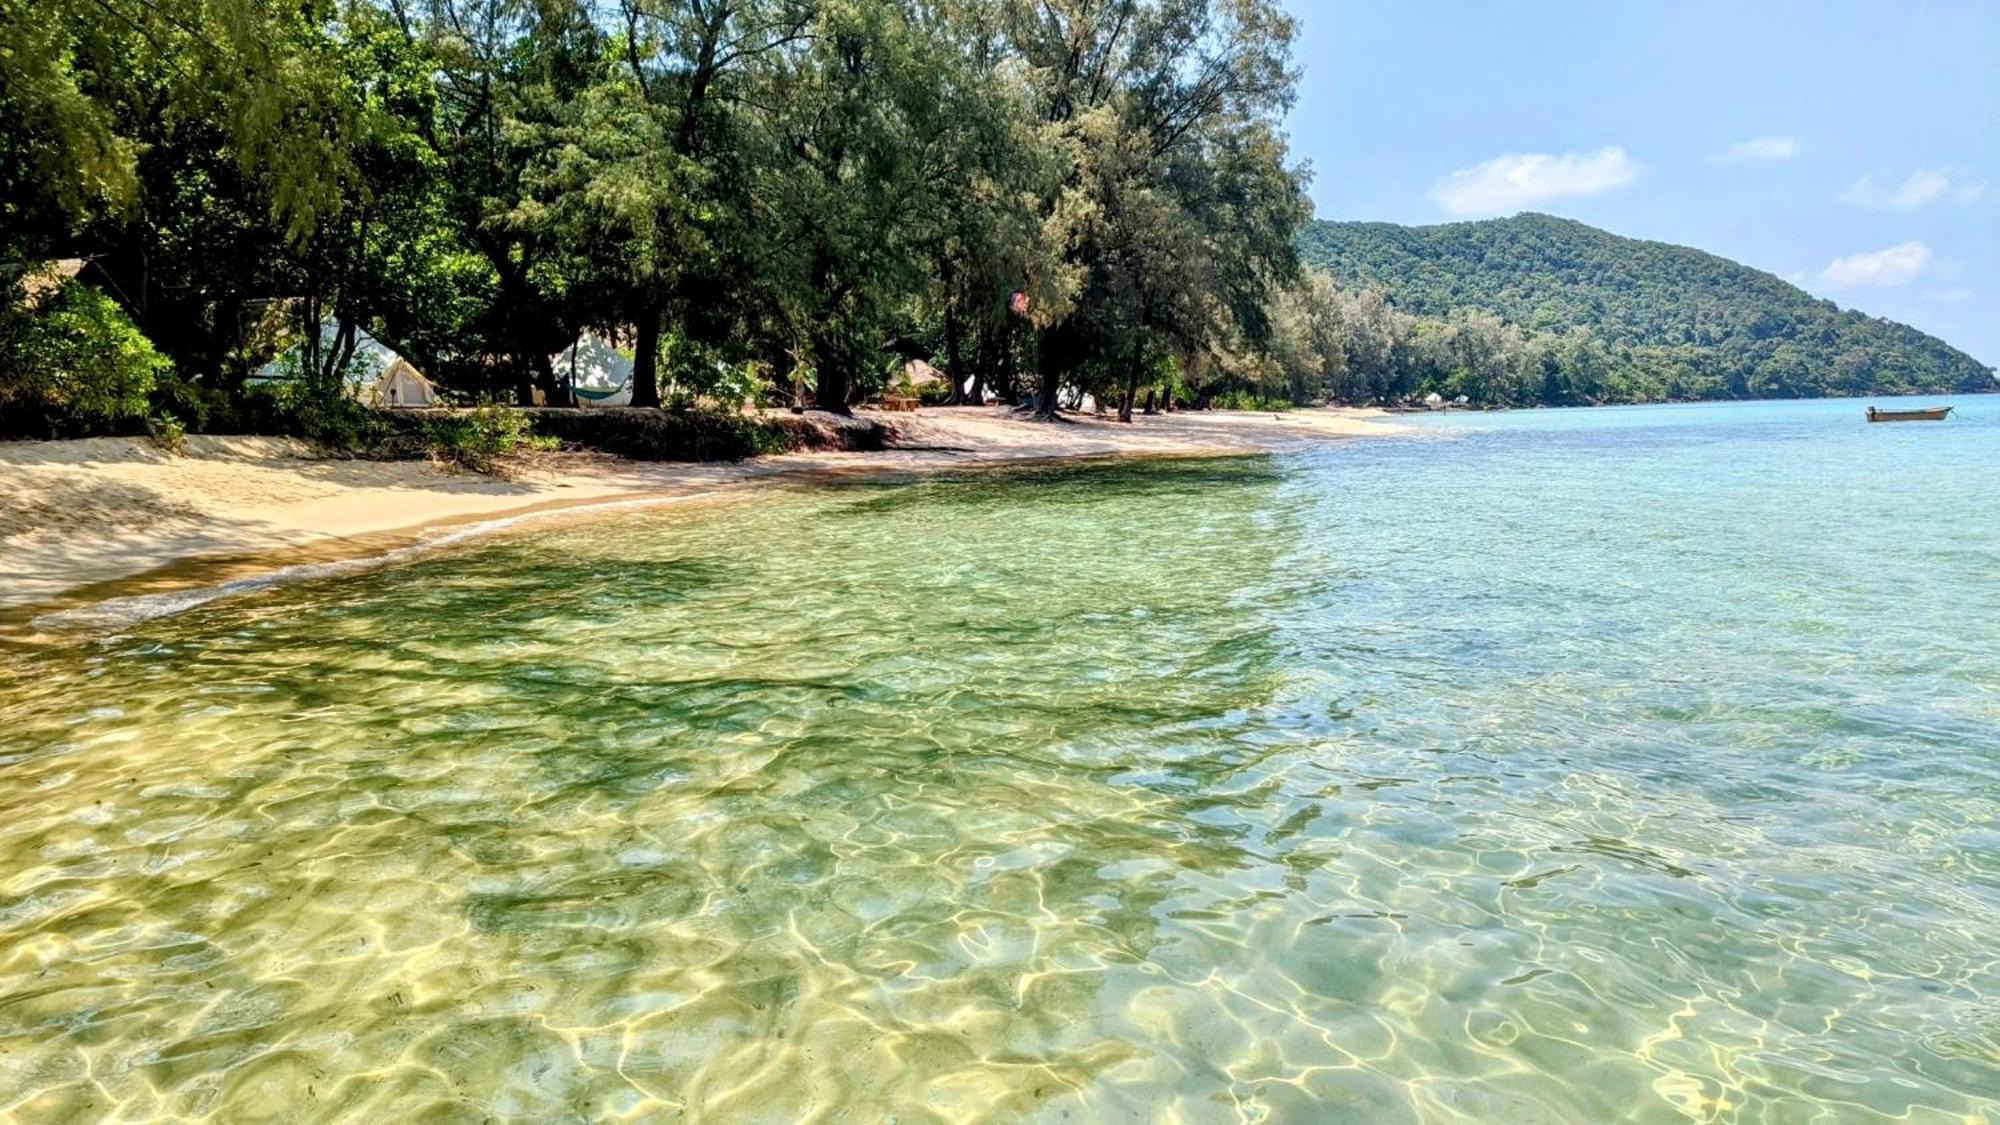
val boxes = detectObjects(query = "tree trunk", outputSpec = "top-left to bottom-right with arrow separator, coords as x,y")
814,355 -> 849,415
942,260 -> 966,405
1118,336 -> 1145,423
513,354 -> 536,407
998,314 -> 1023,404
977,322 -> 1001,406
533,348 -> 563,407
1033,365 -> 1060,418
807,251 -> 850,415
330,319 -> 358,385
813,320 -> 849,415
1032,330 -> 1060,419
301,290 -> 322,384
632,307 -> 662,408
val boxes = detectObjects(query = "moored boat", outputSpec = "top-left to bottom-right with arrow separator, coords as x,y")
1866,405 -> 1953,423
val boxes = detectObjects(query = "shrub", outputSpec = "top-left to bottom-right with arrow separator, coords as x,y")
530,406 -> 774,461
147,367 -> 225,433
420,403 -> 556,469
246,367 -> 390,451
527,406 -> 889,461
145,412 -> 187,454
708,361 -> 769,412
0,280 -> 170,438
1207,388 -> 1292,412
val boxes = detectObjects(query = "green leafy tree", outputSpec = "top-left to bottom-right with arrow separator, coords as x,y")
1011,0 -> 1304,419
0,280 -> 170,437
734,0 -> 957,413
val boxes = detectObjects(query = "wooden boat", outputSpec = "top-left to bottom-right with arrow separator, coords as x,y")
1866,405 -> 1953,423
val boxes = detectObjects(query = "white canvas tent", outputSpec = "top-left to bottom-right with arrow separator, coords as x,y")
553,332 -> 634,407
372,361 -> 437,407
255,321 -> 439,407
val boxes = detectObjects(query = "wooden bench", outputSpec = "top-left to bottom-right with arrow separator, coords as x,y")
878,395 -> 920,412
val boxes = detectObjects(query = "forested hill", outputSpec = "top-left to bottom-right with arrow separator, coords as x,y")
1295,213 -> 1994,400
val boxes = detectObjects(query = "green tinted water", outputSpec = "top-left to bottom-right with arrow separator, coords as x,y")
1,398 -> 1997,1121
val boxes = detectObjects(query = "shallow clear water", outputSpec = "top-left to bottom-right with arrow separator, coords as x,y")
1,397 -> 1997,1121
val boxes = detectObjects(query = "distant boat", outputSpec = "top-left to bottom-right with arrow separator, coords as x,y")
1866,405 -> 1952,423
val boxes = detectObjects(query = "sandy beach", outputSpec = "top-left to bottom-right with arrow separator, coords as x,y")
0,405 -> 1394,618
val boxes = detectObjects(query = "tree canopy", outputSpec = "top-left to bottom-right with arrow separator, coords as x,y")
1,0 -> 1309,434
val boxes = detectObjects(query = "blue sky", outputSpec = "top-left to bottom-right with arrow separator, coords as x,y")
1281,0 -> 2000,367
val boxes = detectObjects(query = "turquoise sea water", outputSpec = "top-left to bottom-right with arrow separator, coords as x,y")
0,396 -> 1996,1120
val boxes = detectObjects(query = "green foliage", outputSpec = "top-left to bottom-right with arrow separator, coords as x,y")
74,0 -> 1986,433
145,412 -> 187,453
1209,389 -> 1291,411
246,366 -> 388,450
709,362 -> 770,412
420,404 -> 556,469
0,0 -> 139,257
531,407 -> 792,462
915,379 -> 954,407
1013,0 -> 1306,418
4,0 -> 1322,432
1294,213 -> 1995,403
1267,271 -> 1348,405
0,281 -> 169,438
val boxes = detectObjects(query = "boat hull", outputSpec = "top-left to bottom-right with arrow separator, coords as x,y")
1866,406 -> 1952,423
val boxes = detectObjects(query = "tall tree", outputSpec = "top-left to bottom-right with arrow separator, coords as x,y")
388,0 -> 600,403
552,0 -> 814,407
735,0 -> 954,413
1008,0 -> 1304,419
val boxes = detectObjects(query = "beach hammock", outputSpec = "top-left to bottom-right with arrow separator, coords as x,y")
573,380 -> 633,407
574,381 -> 629,402
555,332 -> 635,405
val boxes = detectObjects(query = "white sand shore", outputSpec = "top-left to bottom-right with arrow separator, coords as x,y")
0,405 -> 1395,615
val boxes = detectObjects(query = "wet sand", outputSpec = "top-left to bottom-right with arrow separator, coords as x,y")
0,405 -> 1395,619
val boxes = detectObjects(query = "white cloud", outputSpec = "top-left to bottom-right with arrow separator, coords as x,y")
1428,146 -> 1638,216
1723,136 -> 1800,161
1817,241 -> 1933,288
1841,168 -> 1986,209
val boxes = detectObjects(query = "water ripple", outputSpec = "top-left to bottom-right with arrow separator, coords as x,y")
1,405 -> 1998,1119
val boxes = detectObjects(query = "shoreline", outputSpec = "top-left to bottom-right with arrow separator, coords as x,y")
0,405 -> 1395,638
1378,388 -> 1999,416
